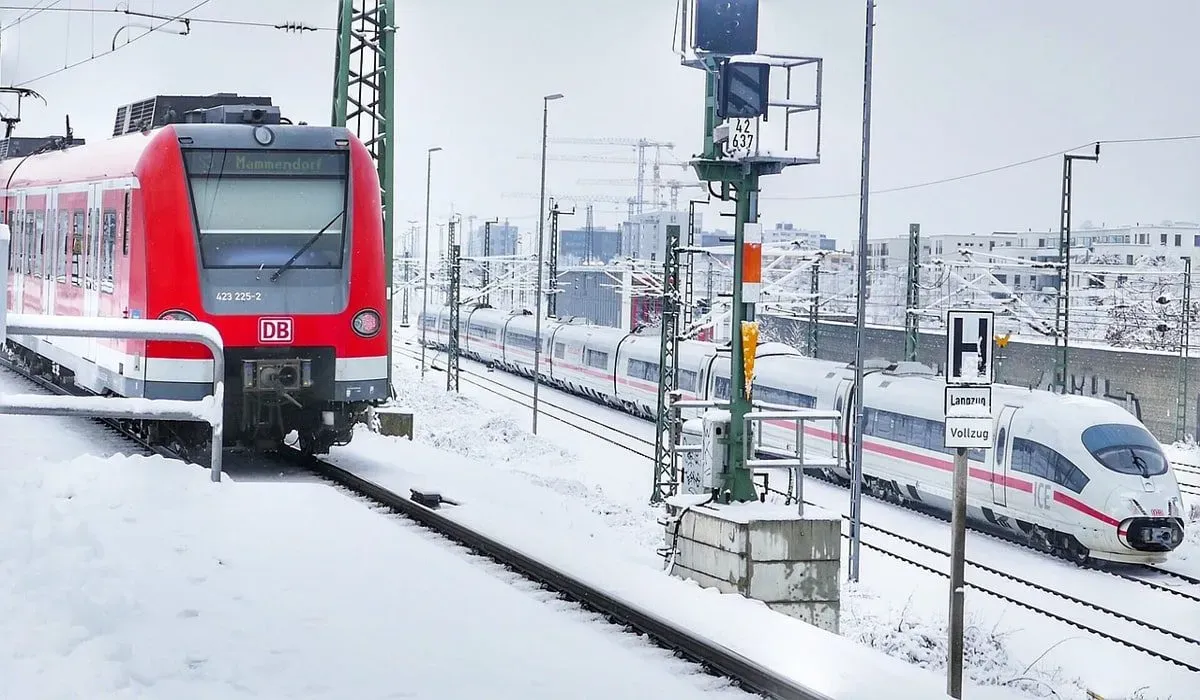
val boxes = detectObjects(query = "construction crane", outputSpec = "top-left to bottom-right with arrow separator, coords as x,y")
578,176 -> 705,210
542,136 -> 682,216
501,190 -> 668,222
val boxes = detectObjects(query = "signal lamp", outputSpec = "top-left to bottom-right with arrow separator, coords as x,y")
694,0 -> 760,56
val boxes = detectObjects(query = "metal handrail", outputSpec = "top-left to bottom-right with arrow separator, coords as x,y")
0,227 -> 226,480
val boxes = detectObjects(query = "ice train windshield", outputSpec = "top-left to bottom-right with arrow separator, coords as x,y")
1080,424 -> 1168,477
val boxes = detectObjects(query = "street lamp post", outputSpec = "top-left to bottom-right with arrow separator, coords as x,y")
420,145 -> 442,379
532,92 -> 563,434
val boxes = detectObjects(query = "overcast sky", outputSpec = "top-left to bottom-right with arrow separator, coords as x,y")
0,0 -> 1197,250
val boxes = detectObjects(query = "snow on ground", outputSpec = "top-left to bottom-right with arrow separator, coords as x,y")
374,327 -> 1197,699
0,412 -> 773,699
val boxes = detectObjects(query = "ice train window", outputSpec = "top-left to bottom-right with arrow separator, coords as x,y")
678,369 -> 697,392
995,428 -> 1007,465
1011,437 -> 1089,494
1080,424 -> 1167,477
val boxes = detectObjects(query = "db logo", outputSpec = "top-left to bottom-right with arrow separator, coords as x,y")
258,317 -> 294,344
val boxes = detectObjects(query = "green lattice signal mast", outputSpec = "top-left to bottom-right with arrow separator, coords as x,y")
332,0 -> 397,398
663,0 -> 822,504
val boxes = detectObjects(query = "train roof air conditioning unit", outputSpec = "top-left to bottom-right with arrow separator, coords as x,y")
112,92 -> 274,137
183,104 -> 283,125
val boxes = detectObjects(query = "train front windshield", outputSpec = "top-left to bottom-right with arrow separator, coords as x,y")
1080,424 -> 1168,477
183,149 -> 349,269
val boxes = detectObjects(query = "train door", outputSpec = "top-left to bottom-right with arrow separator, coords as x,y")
990,406 -> 1018,507
41,190 -> 57,314
832,378 -> 855,465
10,192 -> 25,307
82,184 -> 102,362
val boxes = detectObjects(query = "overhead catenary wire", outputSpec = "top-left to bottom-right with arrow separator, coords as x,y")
763,134 -> 1200,202
0,2 -> 331,31
3,0 -> 329,86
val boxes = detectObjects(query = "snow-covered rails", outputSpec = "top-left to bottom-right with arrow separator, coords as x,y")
418,305 -> 1188,567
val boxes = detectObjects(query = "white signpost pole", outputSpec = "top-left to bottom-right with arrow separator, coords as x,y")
943,308 -> 994,699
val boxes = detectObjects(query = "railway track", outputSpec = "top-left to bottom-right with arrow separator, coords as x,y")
408,345 -> 1200,672
0,355 -> 829,700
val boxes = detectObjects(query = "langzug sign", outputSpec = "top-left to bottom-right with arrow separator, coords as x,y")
184,150 -> 347,177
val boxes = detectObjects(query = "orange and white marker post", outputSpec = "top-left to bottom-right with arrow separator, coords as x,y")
742,222 -> 763,302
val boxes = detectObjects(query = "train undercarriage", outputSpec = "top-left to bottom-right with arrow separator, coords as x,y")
2,341 -> 374,464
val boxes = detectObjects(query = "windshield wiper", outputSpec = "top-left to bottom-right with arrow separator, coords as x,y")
1130,448 -> 1149,477
270,210 -> 345,283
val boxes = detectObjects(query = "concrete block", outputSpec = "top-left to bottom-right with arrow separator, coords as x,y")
374,407 -> 413,439
664,497 -> 842,634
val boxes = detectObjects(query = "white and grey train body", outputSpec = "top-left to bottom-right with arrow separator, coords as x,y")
418,305 -> 1187,565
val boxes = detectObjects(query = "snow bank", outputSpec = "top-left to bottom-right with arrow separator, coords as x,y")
388,365 -> 666,552
0,452 -> 774,700
330,427 -> 1030,700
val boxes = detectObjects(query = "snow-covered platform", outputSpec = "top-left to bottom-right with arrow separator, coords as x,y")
0,457 -> 760,699
325,426 -> 1031,700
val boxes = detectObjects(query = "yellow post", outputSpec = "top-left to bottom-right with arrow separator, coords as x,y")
741,320 -> 759,399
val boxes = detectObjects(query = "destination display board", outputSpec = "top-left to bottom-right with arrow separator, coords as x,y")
184,150 -> 347,177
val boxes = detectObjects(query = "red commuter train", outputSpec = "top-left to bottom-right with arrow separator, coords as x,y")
2,93 -> 389,458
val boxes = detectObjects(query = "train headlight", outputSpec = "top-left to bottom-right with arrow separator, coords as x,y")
159,309 -> 196,322
352,309 -> 381,338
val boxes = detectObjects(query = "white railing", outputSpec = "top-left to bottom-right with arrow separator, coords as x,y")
0,225 -> 227,481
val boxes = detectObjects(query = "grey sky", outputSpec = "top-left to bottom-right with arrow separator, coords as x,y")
0,0 -> 1196,249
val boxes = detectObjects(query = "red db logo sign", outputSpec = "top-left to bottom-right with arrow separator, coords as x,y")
258,317 -> 294,344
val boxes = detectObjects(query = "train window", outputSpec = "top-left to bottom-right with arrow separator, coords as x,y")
754,384 -> 816,409
554,342 -> 566,359
1010,438 -> 1077,491
507,332 -> 538,352
584,348 -> 608,369
1080,424 -> 1167,477
101,210 -> 117,293
56,211 -> 69,282
5,211 -> 12,271
714,375 -> 730,400
468,323 -> 497,341
628,358 -> 659,381
995,428 -> 1007,465
122,191 -> 131,256
85,208 -> 98,289
24,211 -> 34,276
70,211 -> 83,287
679,369 -> 698,392
36,211 -> 46,279
183,149 -> 349,269
864,407 -> 986,461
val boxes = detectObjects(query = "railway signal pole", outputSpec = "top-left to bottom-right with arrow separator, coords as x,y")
547,199 -> 574,318
1054,144 -> 1100,394
482,218 -> 498,306
447,238 -> 462,393
678,0 -> 823,503
904,223 -> 921,362
332,0 -> 396,394
652,222 -> 683,503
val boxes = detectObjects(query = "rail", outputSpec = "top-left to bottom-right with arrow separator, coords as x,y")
0,226 -> 227,480
286,449 -> 835,700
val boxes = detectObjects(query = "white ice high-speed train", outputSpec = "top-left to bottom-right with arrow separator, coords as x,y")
417,305 -> 1187,566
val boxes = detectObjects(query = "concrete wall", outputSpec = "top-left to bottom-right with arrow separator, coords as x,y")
758,315 -> 1195,444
